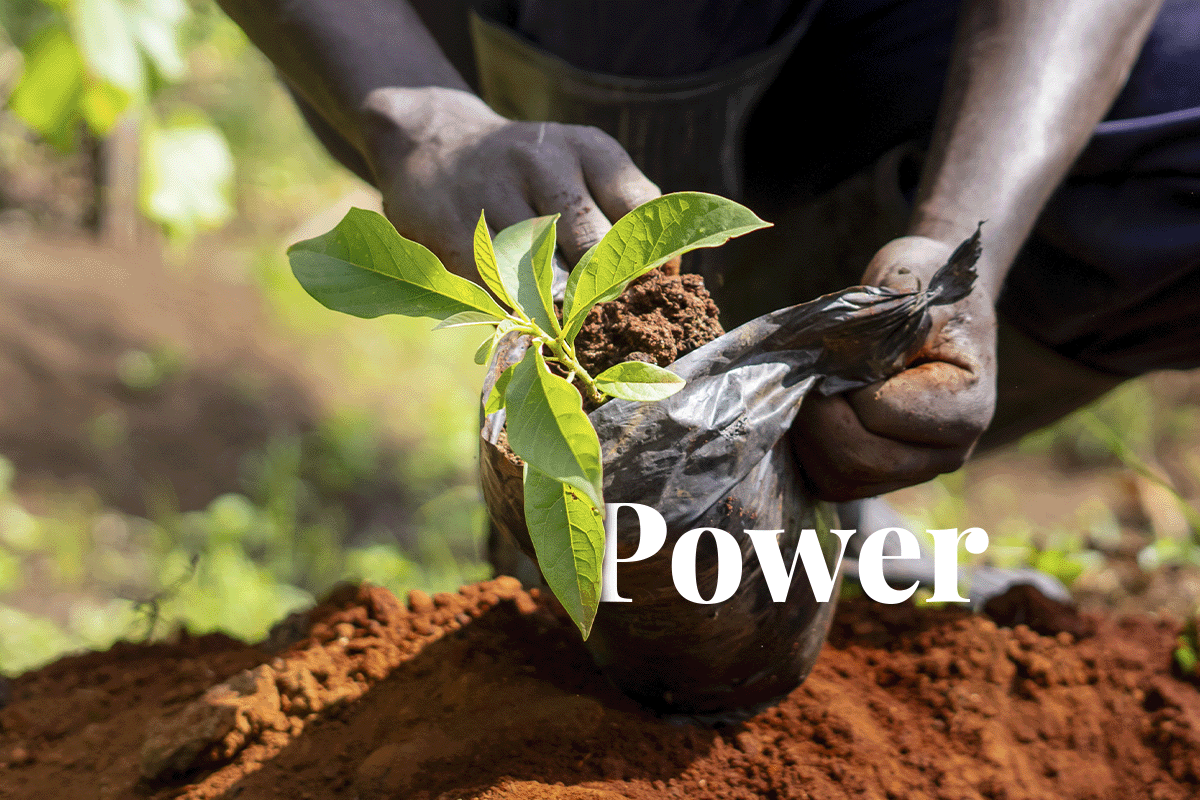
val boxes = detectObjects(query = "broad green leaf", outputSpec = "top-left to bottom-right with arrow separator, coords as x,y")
594,360 -> 685,402
79,77 -> 130,134
432,311 -> 502,330
8,26 -> 84,150
473,211 -> 515,309
127,0 -> 188,82
492,216 -> 561,335
73,0 -> 144,96
523,466 -> 604,638
288,207 -> 507,321
504,348 -> 603,509
473,336 -> 494,366
562,192 -> 770,340
141,116 -> 234,236
483,365 -> 514,415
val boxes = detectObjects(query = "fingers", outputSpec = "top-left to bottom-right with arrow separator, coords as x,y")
792,393 -> 972,501
472,183 -> 539,234
861,236 -> 953,288
574,126 -> 661,224
382,193 -> 479,282
512,124 -> 659,266
846,359 -> 995,448
524,165 -> 615,266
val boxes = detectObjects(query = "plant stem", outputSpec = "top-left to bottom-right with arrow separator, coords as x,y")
545,337 -> 604,406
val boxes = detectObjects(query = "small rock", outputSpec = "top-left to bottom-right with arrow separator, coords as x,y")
140,665 -> 286,779
7,745 -> 32,766
407,589 -> 434,613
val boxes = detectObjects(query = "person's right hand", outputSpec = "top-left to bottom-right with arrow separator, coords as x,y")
360,87 -> 661,282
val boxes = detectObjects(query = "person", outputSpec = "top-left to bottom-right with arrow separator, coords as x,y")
215,0 -> 1195,517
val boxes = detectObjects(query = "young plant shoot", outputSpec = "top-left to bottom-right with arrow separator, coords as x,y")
288,192 -> 769,636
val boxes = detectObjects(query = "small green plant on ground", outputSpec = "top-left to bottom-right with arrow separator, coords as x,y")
287,192 -> 768,636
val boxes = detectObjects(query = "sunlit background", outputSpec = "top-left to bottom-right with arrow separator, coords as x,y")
0,0 -> 1196,676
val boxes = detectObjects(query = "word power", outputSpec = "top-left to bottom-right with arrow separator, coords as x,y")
599,503 -> 988,605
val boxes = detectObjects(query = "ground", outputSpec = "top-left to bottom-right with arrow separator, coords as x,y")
2,582 -> 1198,799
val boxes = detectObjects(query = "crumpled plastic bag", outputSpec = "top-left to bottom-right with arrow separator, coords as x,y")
480,230 -> 980,717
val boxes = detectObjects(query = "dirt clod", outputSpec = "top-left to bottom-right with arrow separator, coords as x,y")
2,582 -> 1199,799
983,582 -> 1097,640
573,272 -> 724,381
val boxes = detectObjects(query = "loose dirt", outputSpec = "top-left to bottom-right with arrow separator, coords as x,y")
573,272 -> 725,380
2,579 -> 1197,800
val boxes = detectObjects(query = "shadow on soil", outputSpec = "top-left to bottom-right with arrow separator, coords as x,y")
175,601 -> 714,799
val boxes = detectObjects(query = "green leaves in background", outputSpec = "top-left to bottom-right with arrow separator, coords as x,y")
523,466 -> 603,637
562,192 -> 770,340
503,348 -> 603,510
288,208 -> 507,322
141,113 -> 234,235
8,0 -> 189,147
7,25 -> 89,149
594,360 -> 684,402
6,0 -> 233,237
74,0 -> 187,97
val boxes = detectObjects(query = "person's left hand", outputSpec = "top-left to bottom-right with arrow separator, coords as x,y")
791,235 -> 998,501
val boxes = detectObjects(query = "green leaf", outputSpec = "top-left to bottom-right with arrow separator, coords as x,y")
473,336 -> 495,366
73,0 -> 144,96
79,77 -> 130,135
523,466 -> 604,638
473,319 -> 517,366
492,216 -> 561,335
8,25 -> 84,150
562,192 -> 770,340
288,207 -> 507,321
594,360 -> 685,402
483,365 -> 514,415
432,311 -> 502,330
504,348 -> 603,509
126,0 -> 188,82
473,211 -> 515,309
141,115 -> 234,236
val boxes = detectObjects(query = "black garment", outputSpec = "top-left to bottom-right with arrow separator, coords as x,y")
496,0 -> 1200,375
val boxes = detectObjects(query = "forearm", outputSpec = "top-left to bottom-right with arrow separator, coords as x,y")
214,0 -> 471,163
910,0 -> 1162,296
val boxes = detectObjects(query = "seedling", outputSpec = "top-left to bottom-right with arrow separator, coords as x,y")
287,192 -> 769,636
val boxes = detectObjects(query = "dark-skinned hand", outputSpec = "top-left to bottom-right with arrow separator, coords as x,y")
792,235 -> 998,501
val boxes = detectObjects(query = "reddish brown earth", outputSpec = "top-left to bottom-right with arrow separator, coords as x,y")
2,579 -> 1198,800
573,272 -> 725,380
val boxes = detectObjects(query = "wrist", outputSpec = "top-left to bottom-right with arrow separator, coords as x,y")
908,208 -> 1010,299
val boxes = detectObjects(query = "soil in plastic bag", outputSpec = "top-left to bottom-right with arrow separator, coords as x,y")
573,271 -> 725,402
481,231 -> 982,716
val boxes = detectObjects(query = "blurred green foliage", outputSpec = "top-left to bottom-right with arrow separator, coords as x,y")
0,1 -> 494,675
1,0 -> 234,235
898,374 -> 1200,604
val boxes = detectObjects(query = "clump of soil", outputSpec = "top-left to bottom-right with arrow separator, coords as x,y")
3,580 -> 1199,800
573,272 -> 724,380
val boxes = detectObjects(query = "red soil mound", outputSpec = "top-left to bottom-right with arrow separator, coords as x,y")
1,581 -> 1197,800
